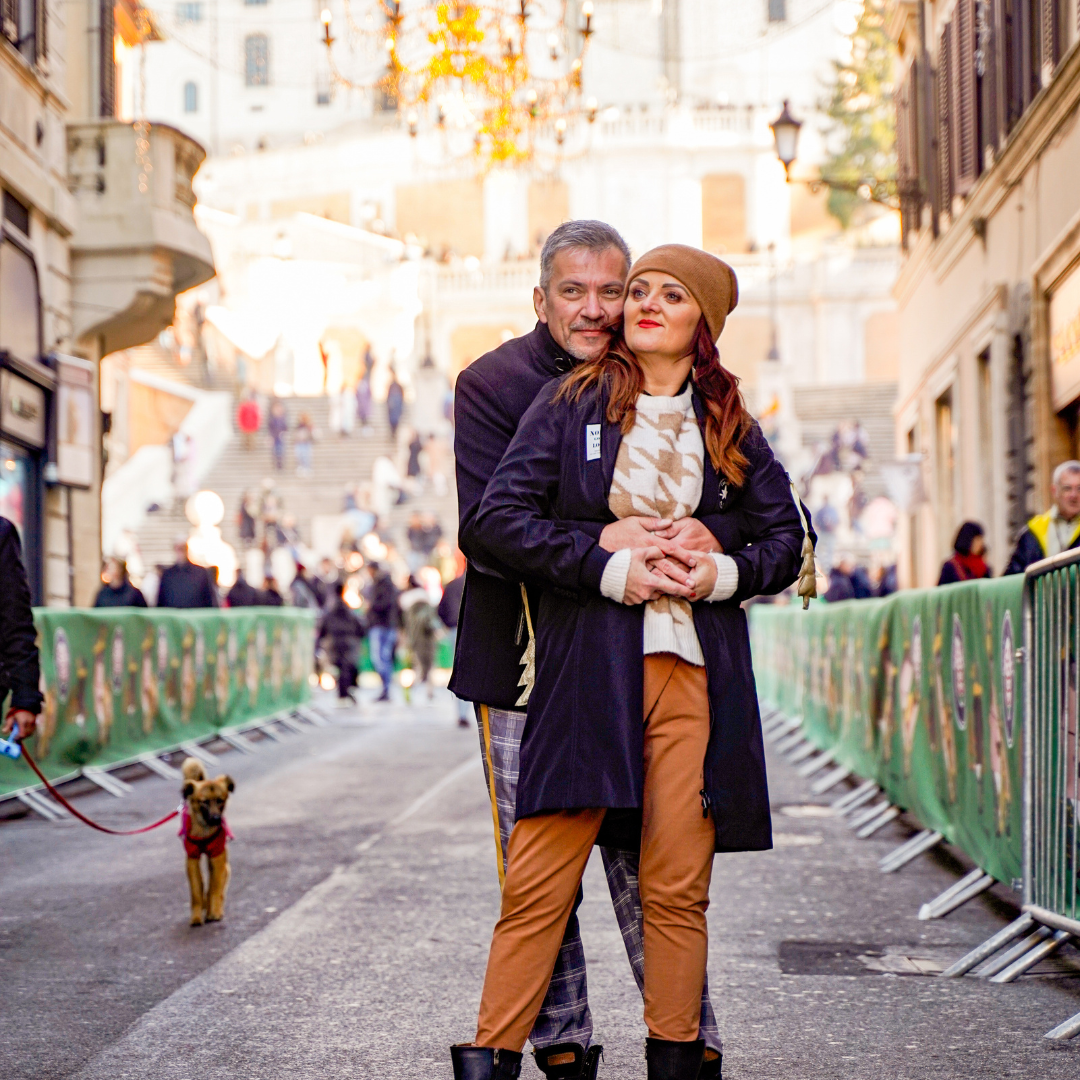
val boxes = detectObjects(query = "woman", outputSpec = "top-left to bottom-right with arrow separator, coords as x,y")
938,521 -> 991,584
399,575 -> 439,700
93,558 -> 147,608
452,246 -> 807,1080
294,413 -> 315,476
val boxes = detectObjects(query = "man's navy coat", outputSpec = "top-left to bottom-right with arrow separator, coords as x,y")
474,378 -> 807,853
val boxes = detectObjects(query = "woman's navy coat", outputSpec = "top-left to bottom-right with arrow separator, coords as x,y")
474,379 -> 807,853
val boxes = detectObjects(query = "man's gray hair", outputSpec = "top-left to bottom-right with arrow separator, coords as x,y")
538,219 -> 631,292
1052,460 -> 1080,486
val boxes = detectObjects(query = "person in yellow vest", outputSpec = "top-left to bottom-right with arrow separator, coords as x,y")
1004,461 -> 1080,574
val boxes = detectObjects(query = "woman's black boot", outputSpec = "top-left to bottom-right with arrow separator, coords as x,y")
644,1037 -> 705,1080
450,1045 -> 523,1080
534,1041 -> 604,1080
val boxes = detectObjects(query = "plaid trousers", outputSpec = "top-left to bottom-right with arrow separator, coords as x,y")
476,704 -> 722,1053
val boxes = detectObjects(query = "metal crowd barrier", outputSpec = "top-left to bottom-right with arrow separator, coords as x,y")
945,549 -> 1080,1038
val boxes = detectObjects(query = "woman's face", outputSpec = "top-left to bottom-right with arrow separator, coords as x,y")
970,535 -> 986,557
623,272 -> 703,359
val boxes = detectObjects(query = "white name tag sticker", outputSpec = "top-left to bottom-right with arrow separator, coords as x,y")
586,424 -> 602,461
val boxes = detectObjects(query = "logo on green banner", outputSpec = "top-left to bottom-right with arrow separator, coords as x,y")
951,613 -> 966,729
1001,610 -> 1015,747
110,627 -> 124,696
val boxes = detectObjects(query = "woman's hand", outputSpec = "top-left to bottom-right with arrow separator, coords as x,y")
686,556 -> 718,601
623,547 -> 694,604
599,516 -> 672,552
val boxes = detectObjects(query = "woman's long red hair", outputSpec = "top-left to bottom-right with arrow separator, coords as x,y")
556,316 -> 753,487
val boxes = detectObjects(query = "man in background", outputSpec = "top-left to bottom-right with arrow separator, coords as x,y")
1005,460 -> 1080,574
158,538 -> 218,609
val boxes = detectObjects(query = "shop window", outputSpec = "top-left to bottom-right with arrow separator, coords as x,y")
0,239 -> 41,364
183,80 -> 198,113
175,1 -> 202,22
245,34 -> 269,86
768,0 -> 786,22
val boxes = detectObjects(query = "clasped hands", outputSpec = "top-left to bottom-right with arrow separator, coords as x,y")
599,516 -> 721,606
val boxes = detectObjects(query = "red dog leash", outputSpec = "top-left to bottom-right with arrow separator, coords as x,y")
19,743 -> 180,836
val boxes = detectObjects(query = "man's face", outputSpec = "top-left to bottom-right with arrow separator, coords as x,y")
1054,470 -> 1080,519
534,246 -> 628,362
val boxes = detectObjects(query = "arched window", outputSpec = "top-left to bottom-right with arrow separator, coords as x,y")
245,34 -> 269,87
183,81 -> 198,113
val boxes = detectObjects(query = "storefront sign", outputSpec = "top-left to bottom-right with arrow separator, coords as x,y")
1049,259 -> 1080,410
0,369 -> 46,449
56,357 -> 95,488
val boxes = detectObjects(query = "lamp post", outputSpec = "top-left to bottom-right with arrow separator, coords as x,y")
769,99 -> 897,209
769,100 -> 802,180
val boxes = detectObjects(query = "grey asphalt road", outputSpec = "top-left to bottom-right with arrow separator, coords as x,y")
1,688 -> 1078,1079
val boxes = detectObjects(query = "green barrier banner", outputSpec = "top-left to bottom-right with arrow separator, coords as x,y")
750,577 -> 1024,886
0,608 -> 316,798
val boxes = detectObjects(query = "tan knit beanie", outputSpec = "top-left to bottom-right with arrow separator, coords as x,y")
625,244 -> 739,342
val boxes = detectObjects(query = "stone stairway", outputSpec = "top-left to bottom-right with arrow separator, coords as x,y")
135,394 -> 458,570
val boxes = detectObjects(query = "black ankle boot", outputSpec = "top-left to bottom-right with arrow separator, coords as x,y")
451,1045 -> 523,1080
644,1038 -> 705,1080
698,1048 -> 722,1079
534,1041 -> 604,1080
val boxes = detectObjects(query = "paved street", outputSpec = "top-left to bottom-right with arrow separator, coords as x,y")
2,690 -> 1079,1079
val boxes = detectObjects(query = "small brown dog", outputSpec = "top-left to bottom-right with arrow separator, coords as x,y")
180,757 -> 234,926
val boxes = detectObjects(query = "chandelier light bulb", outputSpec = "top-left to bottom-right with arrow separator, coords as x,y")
582,1 -> 594,17
586,96 -> 598,122
385,36 -> 395,53
320,8 -> 331,26
555,116 -> 567,144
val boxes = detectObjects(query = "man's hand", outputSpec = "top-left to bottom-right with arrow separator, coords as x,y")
622,547 -> 694,605
599,516 -> 672,553
652,517 -> 723,553
2,708 -> 37,741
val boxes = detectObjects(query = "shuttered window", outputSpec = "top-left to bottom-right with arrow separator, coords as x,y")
2,0 -> 45,64
896,59 -> 921,246
953,0 -> 979,195
35,0 -> 46,63
99,0 -> 116,116
938,22 -> 953,218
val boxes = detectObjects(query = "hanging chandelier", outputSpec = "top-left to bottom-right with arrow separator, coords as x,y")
319,1 -> 598,169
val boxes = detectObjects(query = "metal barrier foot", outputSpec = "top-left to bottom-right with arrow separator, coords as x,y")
974,927 -> 1054,978
219,731 -> 257,755
179,741 -> 218,766
810,764 -> 852,795
989,929 -> 1072,983
258,722 -> 287,742
775,730 -> 807,755
797,748 -> 837,779
17,789 -> 68,821
137,754 -> 182,781
785,740 -> 820,765
854,804 -> 900,838
879,830 -> 943,873
831,780 -> 879,816
765,715 -> 802,743
918,868 -> 994,920
939,913 -> 1036,977
849,799 -> 892,830
82,767 -> 134,798
1045,1011 -> 1080,1040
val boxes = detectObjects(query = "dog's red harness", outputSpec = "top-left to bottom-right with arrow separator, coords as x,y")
180,805 -> 233,859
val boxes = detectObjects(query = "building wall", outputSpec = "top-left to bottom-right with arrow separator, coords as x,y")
891,2 -> 1080,586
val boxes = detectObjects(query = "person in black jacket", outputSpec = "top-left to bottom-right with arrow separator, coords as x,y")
451,223 -> 735,1080
457,246 -> 807,1080
93,558 -> 147,608
0,517 -> 42,744
1004,460 -> 1080,574
319,580 -> 364,702
226,570 -> 260,607
363,562 -> 399,702
157,539 -> 219,609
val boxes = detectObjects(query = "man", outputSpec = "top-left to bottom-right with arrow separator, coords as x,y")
158,538 -> 219,609
451,220 -> 734,1080
0,517 -> 41,746
1005,461 -> 1080,574
363,561 -> 400,702
319,579 -> 365,705
226,570 -> 260,608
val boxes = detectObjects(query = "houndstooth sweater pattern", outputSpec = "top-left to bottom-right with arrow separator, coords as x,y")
599,384 -> 739,664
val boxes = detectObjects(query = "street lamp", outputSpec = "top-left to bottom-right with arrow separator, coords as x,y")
769,100 -> 802,179
769,98 -> 897,209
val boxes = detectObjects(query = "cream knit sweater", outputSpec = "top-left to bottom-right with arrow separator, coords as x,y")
598,385 -> 739,665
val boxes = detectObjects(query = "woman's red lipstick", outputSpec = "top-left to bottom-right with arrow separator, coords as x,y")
637,319 -> 661,328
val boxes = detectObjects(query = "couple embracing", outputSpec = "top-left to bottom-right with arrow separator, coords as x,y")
450,221 -> 811,1080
